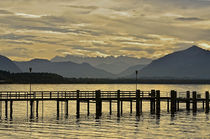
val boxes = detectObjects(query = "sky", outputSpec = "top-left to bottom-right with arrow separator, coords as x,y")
0,0 -> 210,61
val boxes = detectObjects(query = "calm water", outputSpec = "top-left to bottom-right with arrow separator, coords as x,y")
0,84 -> 209,138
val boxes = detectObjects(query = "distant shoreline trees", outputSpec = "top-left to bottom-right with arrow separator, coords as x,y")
1,70 -> 210,84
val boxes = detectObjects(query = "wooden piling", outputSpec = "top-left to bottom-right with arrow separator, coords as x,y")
206,91 -> 209,113
87,100 -> 90,116
10,101 -> 13,119
76,90 -> 80,118
109,100 -> 112,115
136,90 -> 140,116
121,101 -> 123,115
30,100 -> 34,119
171,90 -> 176,115
5,101 -> 8,119
150,90 -> 155,114
186,91 -> 190,111
156,90 -> 160,115
192,91 -> 197,113
96,90 -> 102,119
117,90 -> 121,117
57,100 -> 60,118
36,100 -> 39,118
167,99 -> 169,112
65,100 -> 68,117
130,100 -> 132,114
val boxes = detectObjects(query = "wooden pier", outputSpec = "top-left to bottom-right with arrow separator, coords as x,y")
0,90 -> 209,119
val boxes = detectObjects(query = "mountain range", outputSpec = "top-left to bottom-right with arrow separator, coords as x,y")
1,45 -> 210,80
51,55 -> 152,74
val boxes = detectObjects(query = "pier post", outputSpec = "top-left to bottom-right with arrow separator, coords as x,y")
177,100 -> 179,111
130,100 -> 132,114
121,101 -> 123,115
167,99 -> 169,112
186,91 -> 190,111
30,100 -> 34,119
117,90 -> 121,117
76,90 -> 80,118
5,101 -> 8,119
10,101 -> 13,119
136,90 -> 140,116
206,91 -> 209,113
87,100 -> 90,116
96,90 -> 102,119
192,91 -> 197,113
57,100 -> 60,118
65,100 -> 68,117
150,90 -> 155,114
36,100 -> 39,118
156,90 -> 160,115
109,100 -> 112,115
171,90 -> 176,115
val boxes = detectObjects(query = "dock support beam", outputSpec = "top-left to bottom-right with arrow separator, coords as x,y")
10,101 -> 13,119
30,100 -> 34,119
206,91 -> 209,113
65,100 -> 68,117
186,91 -> 190,111
109,100 -> 112,115
130,100 -> 132,114
76,90 -> 80,118
87,100 -> 90,116
96,90 -> 102,119
167,99 -> 169,112
192,91 -> 197,113
136,90 -> 140,116
156,90 -> 160,115
36,100 -> 39,118
117,90 -> 121,117
150,90 -> 155,114
121,101 -> 123,115
171,90 -> 176,115
57,100 -> 59,118
5,101 -> 8,119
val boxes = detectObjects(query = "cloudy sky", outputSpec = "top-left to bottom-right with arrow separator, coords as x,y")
0,0 -> 210,61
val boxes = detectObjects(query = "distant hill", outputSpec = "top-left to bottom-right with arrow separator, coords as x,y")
51,55 -> 152,74
138,45 -> 210,79
15,59 -> 114,78
118,64 -> 146,78
0,55 -> 21,73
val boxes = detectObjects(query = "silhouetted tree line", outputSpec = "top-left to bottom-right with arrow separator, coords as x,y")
1,70 -> 210,84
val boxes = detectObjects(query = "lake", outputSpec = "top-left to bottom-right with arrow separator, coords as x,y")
0,84 -> 209,138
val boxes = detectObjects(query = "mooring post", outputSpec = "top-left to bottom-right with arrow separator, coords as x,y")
171,90 -> 176,115
65,100 -> 68,117
136,90 -> 140,116
96,90 -> 102,119
36,100 -> 39,118
192,91 -> 197,113
177,100 -> 179,111
30,100 -> 34,119
117,90 -> 121,117
10,101 -> 13,119
87,100 -> 90,116
156,90 -> 160,115
167,99 -> 169,112
206,91 -> 209,113
76,90 -> 80,118
150,90 -> 155,114
130,100 -> 132,114
5,101 -> 8,119
121,101 -> 123,115
186,91 -> 190,111
57,100 -> 60,118
109,100 -> 112,115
